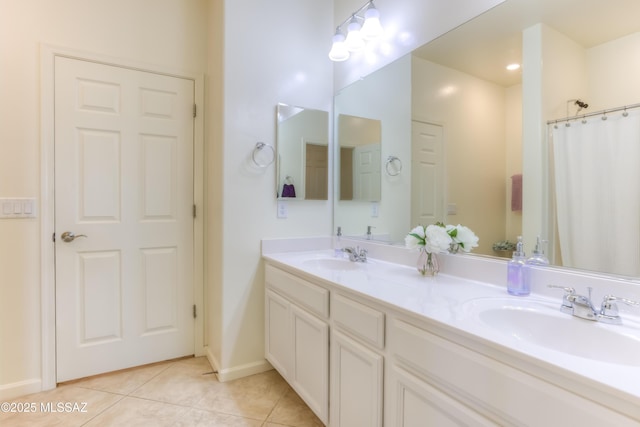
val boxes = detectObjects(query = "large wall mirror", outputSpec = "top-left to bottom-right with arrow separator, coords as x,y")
277,103 -> 329,200
333,0 -> 640,279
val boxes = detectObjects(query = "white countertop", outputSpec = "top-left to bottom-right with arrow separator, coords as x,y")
263,247 -> 640,413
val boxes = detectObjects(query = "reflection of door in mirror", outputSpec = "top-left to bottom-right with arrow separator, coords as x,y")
305,142 -> 328,200
337,114 -> 382,202
411,121 -> 444,227
354,144 -> 381,201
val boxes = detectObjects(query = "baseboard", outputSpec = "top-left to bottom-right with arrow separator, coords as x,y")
204,347 -> 273,383
0,378 -> 42,400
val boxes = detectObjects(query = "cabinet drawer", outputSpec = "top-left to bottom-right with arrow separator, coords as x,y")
265,264 -> 329,319
332,292 -> 385,349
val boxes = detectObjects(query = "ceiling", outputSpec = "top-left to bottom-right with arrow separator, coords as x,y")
413,0 -> 640,87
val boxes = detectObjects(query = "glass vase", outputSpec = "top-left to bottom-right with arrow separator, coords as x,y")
417,248 -> 439,276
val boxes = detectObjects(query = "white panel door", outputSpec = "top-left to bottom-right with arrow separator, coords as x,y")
353,144 -> 381,201
54,56 -> 195,382
411,121 -> 444,226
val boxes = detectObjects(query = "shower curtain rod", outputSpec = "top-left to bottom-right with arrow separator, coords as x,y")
547,102 -> 640,125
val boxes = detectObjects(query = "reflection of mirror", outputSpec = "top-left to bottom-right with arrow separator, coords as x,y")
333,0 -> 640,279
276,103 -> 329,200
338,114 -> 382,202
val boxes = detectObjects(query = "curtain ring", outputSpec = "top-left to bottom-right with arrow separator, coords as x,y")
252,142 -> 275,168
623,107 -> 629,117
385,156 -> 402,176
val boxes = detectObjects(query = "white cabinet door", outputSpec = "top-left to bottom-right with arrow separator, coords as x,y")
386,364 -> 496,427
265,290 -> 292,378
291,305 -> 329,424
330,330 -> 383,427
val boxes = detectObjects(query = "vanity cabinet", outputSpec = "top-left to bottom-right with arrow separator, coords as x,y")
265,260 -> 639,427
386,316 -> 639,426
264,265 -> 329,424
330,293 -> 385,427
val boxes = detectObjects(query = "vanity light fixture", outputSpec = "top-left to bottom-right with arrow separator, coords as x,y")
328,1 -> 384,62
328,29 -> 350,62
345,16 -> 365,52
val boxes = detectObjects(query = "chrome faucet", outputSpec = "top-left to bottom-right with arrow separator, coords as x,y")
343,246 -> 368,262
366,225 -> 374,240
548,285 -> 640,324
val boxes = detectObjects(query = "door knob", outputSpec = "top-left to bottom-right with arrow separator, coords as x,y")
60,231 -> 87,243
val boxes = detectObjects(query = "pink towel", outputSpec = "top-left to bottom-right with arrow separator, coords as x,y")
511,174 -> 522,212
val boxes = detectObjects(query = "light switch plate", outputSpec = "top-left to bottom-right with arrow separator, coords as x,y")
371,201 -> 379,218
0,198 -> 37,219
277,201 -> 288,218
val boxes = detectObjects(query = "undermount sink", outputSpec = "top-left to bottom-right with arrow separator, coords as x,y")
301,257 -> 363,271
463,298 -> 640,366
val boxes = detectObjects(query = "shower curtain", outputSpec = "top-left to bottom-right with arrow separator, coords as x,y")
552,108 -> 640,276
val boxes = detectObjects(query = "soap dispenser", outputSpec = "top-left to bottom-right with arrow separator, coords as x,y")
507,236 -> 528,296
334,226 -> 344,258
523,236 -> 549,292
526,236 -> 549,266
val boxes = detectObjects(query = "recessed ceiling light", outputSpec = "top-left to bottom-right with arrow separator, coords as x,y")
506,63 -> 521,71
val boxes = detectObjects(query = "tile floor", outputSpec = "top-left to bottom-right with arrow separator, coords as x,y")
0,357 -> 324,427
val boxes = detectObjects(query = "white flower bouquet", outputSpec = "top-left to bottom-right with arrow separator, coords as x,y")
405,222 -> 478,254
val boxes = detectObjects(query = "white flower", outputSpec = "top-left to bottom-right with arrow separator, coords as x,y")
447,224 -> 479,252
424,224 -> 452,253
405,225 -> 426,250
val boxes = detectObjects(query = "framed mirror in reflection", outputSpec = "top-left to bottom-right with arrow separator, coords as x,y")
276,103 -> 329,201
333,0 -> 640,279
338,114 -> 382,202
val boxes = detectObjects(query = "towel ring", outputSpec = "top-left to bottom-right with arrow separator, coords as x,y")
252,142 -> 275,168
385,156 -> 402,176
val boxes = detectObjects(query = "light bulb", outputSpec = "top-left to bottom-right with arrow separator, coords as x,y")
361,4 -> 383,40
328,32 -> 349,62
344,17 -> 365,52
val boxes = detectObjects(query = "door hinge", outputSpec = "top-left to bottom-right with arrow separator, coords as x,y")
193,304 -> 197,319
52,232 -> 56,243
193,104 -> 197,118
193,204 -> 197,218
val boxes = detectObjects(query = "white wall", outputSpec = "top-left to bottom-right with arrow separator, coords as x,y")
587,32 -> 640,110
207,0 -> 334,380
0,0 -> 208,398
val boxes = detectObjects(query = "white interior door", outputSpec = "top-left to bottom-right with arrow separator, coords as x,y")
54,56 -> 195,382
411,121 -> 445,226
353,144 -> 381,201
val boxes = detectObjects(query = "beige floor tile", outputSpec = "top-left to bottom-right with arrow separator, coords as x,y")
129,356 -> 217,407
0,385 -> 122,427
195,370 -> 289,421
176,407 -> 263,427
65,359 -> 174,395
83,396 -> 189,427
266,388 -> 324,427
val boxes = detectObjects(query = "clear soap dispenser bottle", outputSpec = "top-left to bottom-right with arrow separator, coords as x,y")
507,236 -> 528,296
523,236 -> 549,292
334,226 -> 344,258
526,236 -> 549,266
